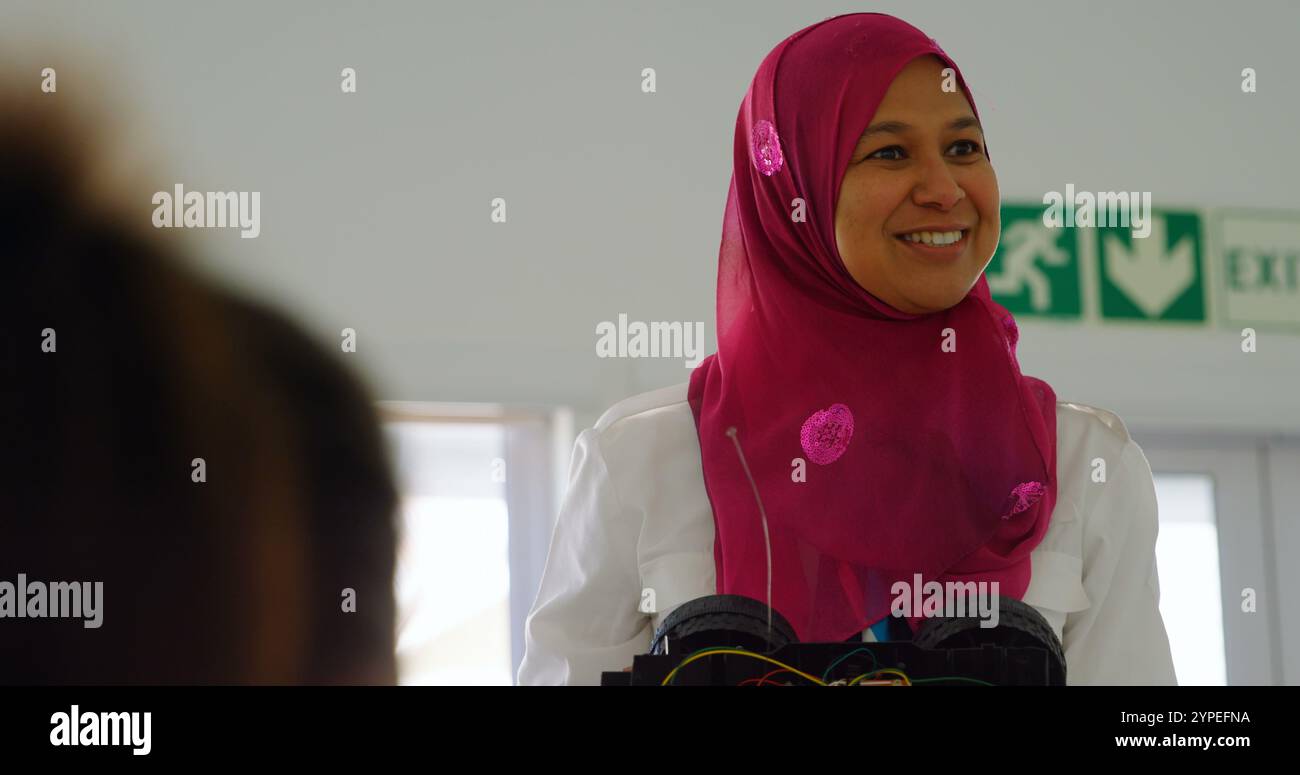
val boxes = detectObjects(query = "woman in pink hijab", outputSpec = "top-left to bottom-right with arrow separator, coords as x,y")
519,12 -> 1176,685
689,12 -> 1055,643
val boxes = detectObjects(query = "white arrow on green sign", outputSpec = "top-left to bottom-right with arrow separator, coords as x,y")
1097,210 -> 1206,322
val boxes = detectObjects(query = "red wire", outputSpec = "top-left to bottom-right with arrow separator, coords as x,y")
740,668 -> 797,686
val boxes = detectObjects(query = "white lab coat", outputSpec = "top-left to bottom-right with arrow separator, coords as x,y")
518,382 -> 1178,686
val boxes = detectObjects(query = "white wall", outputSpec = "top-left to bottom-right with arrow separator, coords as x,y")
4,0 -> 1298,435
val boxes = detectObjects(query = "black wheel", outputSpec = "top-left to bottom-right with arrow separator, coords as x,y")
649,594 -> 797,656
911,595 -> 1066,685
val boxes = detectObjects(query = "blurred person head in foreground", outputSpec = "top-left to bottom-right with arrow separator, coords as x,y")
0,77 -> 399,684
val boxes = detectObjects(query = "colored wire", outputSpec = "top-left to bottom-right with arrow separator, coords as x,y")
660,648 -> 827,686
660,646 -> 996,686
848,667 -> 912,686
739,668 -> 798,686
821,647 -> 879,682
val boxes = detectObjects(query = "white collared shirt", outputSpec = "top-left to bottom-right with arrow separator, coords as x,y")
518,382 -> 1178,686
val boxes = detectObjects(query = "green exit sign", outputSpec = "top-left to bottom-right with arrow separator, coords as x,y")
1217,210 -> 1300,331
987,202 -> 1227,327
986,204 -> 1081,318
1096,210 -> 1206,323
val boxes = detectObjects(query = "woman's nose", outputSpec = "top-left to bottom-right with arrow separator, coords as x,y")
911,154 -> 965,210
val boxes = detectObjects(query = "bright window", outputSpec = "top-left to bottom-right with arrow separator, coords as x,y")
1152,473 -> 1227,686
384,420 -> 513,685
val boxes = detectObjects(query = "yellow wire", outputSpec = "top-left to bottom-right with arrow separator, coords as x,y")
657,648 -> 919,687
659,648 -> 828,686
848,668 -> 912,686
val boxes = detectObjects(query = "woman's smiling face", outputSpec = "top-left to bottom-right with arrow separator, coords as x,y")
834,54 -> 1000,315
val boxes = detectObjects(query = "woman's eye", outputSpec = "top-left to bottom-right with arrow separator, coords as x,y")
867,146 -> 904,161
865,140 -> 981,162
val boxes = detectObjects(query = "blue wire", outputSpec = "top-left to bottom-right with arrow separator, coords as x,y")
822,646 -> 878,682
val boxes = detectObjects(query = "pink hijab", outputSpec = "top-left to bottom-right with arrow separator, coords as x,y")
688,13 -> 1058,643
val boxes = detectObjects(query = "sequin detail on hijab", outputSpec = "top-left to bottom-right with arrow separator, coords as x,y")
751,119 -> 784,176
799,403 -> 854,465
1001,481 -> 1046,519
1001,315 -> 1020,355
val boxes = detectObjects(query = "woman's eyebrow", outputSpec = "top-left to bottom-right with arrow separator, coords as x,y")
858,115 -> 983,140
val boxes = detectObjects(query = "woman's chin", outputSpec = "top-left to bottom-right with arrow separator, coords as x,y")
898,286 -> 971,315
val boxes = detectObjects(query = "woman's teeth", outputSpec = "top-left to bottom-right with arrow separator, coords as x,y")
901,230 -> 965,245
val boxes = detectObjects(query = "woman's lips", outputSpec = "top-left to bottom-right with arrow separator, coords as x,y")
894,229 -> 969,262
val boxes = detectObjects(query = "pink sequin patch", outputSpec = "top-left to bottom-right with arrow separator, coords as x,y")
751,119 -> 784,176
800,403 -> 854,465
1001,314 -> 1019,355
1001,481 -> 1045,520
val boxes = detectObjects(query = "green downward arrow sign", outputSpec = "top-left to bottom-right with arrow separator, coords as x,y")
1098,210 -> 1206,322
